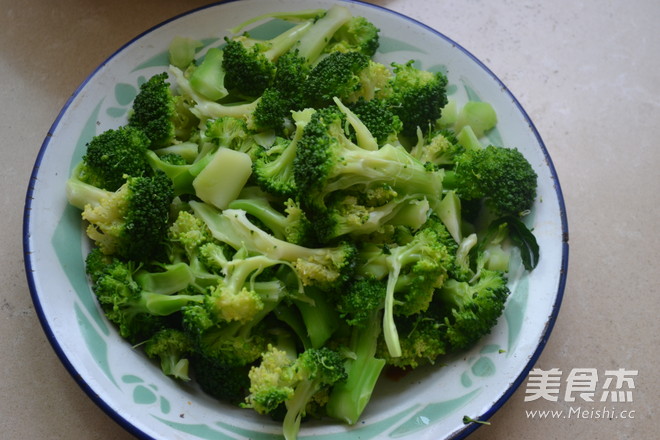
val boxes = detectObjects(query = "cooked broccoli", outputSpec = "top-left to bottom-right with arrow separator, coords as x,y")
325,304 -> 385,424
67,171 -> 174,261
252,108 -> 315,197
357,217 -> 453,358
348,97 -> 403,146
188,47 -> 228,101
293,106 -> 444,214
387,60 -> 448,138
445,144 -> 538,217
144,328 -> 195,381
67,6 -> 543,437
324,15 -> 380,56
85,249 -> 203,343
228,191 -> 313,246
129,72 -> 199,148
190,201 -> 357,290
75,126 -> 152,191
202,116 -> 262,161
244,345 -> 347,440
222,20 -> 315,98
437,269 -> 510,352
409,128 -> 464,169
303,51 -> 391,108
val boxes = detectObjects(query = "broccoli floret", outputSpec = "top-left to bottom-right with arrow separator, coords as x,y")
446,145 -> 538,217
336,276 -> 386,328
409,129 -> 464,169
75,126 -> 152,191
312,189 -> 432,244
67,172 -> 174,261
293,106 -> 444,216
144,328 -> 195,381
348,97 -> 403,146
388,60 -> 448,138
222,20 -> 315,98
324,15 -> 380,57
244,346 -> 347,440
85,250 -> 203,343
303,51 -> 390,107
437,269 -> 510,352
129,72 -> 199,148
203,116 -> 262,161
376,311 -> 447,370
190,202 -> 357,290
252,108 -> 315,197
357,218 -> 453,358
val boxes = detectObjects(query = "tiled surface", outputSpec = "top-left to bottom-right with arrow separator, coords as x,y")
2,0 -> 656,438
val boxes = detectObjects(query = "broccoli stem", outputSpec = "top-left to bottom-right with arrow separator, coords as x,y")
135,262 -> 195,295
292,4 -> 353,62
326,311 -> 385,424
228,9 -> 325,34
190,201 -> 323,262
65,173 -> 111,210
283,379 -> 317,440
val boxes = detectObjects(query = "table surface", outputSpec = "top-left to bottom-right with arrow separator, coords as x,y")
2,1 -> 657,439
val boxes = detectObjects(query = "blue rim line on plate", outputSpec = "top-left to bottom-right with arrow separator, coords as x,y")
22,1 -> 569,439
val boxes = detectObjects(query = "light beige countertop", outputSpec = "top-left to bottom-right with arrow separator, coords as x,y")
2,0 -> 657,439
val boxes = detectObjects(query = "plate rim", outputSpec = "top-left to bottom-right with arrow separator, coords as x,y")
22,1 -> 569,439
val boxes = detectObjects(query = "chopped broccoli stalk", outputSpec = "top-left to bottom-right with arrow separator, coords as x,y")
189,47 -> 228,101
144,328 -> 194,381
168,36 -> 203,69
192,148 -> 253,210
228,193 -> 313,246
292,286 -> 341,349
291,4 -> 353,63
454,101 -> 498,138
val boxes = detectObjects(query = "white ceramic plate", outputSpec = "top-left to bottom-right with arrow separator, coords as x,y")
23,1 -> 569,439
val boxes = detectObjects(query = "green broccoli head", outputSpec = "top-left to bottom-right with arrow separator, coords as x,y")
452,145 -> 538,217
348,97 -> 402,146
77,126 -> 152,191
325,15 -> 380,57
388,60 -> 448,138
244,345 -> 347,440
129,72 -> 198,148
85,250 -> 202,343
377,312 -> 447,370
81,172 -> 175,261
144,328 -> 194,381
438,269 -> 510,352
